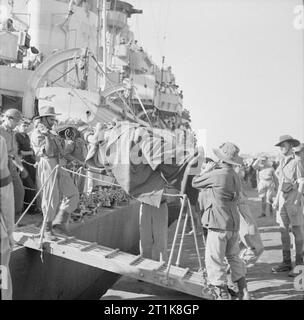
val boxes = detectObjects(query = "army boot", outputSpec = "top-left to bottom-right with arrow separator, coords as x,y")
44,222 -> 56,241
288,254 -> 304,277
272,250 -> 292,273
236,277 -> 251,300
53,210 -> 70,237
214,285 -> 231,300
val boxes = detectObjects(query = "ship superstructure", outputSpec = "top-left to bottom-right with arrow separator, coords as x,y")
0,0 -> 190,132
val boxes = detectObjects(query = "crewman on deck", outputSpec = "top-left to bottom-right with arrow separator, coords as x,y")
0,109 -> 25,218
31,106 -> 79,240
272,135 -> 304,277
0,135 -> 15,300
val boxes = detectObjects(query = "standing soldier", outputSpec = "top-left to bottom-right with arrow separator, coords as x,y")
0,135 -> 15,300
0,109 -> 26,218
293,143 -> 304,256
272,135 -> 304,277
192,142 -> 250,300
15,118 -> 38,214
31,106 -> 79,240
252,156 -> 277,218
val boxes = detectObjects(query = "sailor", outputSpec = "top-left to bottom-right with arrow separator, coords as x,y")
271,135 -> 304,276
0,135 -> 15,300
0,108 -> 26,217
252,155 -> 277,218
31,106 -> 79,239
192,142 -> 250,300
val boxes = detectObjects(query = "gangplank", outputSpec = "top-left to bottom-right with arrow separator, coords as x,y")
13,225 -> 215,300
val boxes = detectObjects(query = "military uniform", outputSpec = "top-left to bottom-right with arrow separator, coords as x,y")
0,135 -> 14,300
273,154 -> 304,271
31,123 -> 79,232
0,123 -> 25,216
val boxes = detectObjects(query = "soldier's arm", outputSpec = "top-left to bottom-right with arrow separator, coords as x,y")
192,170 -> 216,190
294,160 -> 304,205
252,158 -> 260,170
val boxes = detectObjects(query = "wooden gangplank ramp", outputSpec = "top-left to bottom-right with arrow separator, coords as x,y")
13,225 -> 215,300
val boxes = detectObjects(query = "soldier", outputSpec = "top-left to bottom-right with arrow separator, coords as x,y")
15,118 -> 38,214
0,135 -> 14,300
31,106 -> 79,240
56,124 -> 88,194
272,135 -> 304,277
0,109 -> 26,218
293,143 -> 304,256
192,142 -> 250,300
252,156 -> 277,218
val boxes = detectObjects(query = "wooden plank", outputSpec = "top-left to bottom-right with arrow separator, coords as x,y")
80,242 -> 98,252
13,233 -> 214,300
104,248 -> 120,258
57,237 -> 76,245
129,255 -> 144,266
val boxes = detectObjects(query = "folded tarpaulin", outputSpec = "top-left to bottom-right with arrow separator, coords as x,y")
86,121 -> 200,207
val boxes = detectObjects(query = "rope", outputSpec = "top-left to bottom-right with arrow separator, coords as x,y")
61,166 -> 121,187
21,159 -> 38,168
49,65 -> 76,86
15,165 -> 58,226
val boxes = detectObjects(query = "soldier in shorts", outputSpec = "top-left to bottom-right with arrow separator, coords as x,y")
293,143 -> 304,256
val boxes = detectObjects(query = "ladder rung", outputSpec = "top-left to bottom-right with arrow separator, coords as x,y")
57,237 -> 75,245
153,262 -> 167,272
31,234 -> 41,239
129,255 -> 144,266
180,267 -> 190,279
80,242 -> 98,252
104,248 -> 120,258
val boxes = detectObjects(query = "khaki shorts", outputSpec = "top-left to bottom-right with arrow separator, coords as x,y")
257,180 -> 275,202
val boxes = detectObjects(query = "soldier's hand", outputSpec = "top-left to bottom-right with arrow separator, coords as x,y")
294,193 -> 302,207
272,201 -> 278,210
20,167 -> 28,179
204,162 -> 217,172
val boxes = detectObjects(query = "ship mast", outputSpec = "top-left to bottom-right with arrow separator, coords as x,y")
96,0 -> 101,86
102,0 -> 107,89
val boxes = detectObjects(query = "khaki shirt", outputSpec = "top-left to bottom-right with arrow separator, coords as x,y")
275,155 -> 304,185
0,124 -> 18,157
0,135 -> 11,183
31,126 -> 64,159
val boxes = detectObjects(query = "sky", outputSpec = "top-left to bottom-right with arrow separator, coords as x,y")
128,0 -> 304,157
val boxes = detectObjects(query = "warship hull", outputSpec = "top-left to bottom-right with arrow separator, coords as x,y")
10,201 -> 180,300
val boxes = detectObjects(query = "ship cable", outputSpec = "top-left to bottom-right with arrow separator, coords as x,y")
90,54 -> 138,119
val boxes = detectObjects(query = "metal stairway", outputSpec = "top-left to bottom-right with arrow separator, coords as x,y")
13,225 -> 215,300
